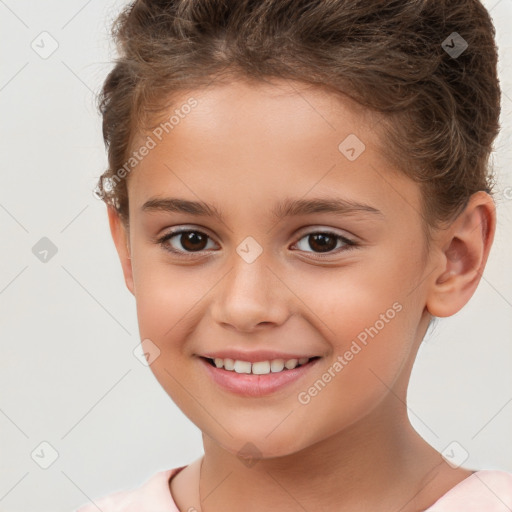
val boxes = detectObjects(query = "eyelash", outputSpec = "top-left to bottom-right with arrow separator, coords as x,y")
156,227 -> 358,259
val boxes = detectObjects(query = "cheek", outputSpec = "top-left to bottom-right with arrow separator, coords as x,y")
288,255 -> 420,418
290,306 -> 414,451
131,259 -> 214,394
131,266 -> 203,418
294,250 -> 414,346
132,253 -> 208,342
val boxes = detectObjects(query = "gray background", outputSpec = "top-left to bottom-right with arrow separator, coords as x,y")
0,1 -> 511,511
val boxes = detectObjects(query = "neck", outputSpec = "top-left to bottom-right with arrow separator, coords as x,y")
198,393 -> 449,512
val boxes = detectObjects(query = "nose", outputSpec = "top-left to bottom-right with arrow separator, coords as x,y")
210,255 -> 291,333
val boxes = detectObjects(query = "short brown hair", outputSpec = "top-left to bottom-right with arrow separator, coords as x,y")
95,0 -> 501,232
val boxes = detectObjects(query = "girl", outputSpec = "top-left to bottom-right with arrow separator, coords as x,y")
77,0 -> 512,510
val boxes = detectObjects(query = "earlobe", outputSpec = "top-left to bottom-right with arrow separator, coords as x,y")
426,191 -> 496,318
107,206 -> 135,296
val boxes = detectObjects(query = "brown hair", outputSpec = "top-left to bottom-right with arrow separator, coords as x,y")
95,0 -> 501,233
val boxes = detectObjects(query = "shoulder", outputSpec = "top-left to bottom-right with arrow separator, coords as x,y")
74,466 -> 186,512
426,470 -> 512,511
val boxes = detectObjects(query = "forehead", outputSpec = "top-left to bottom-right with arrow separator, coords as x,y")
157,78 -> 377,149
127,79 -> 423,227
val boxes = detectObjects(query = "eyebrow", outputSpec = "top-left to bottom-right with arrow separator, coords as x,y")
141,197 -> 383,221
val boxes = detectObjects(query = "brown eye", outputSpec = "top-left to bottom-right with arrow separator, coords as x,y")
179,231 -> 208,252
306,233 -> 338,253
293,231 -> 356,255
158,229 -> 216,254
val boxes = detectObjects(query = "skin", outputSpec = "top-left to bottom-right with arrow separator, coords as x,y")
108,78 -> 495,512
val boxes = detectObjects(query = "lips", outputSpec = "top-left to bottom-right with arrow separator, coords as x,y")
198,352 -> 321,397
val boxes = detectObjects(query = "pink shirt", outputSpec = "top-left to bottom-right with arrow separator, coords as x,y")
75,463 -> 512,512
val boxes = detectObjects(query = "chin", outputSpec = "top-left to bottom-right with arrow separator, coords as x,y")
208,425 -> 313,462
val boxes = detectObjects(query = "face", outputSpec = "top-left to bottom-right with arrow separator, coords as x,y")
116,79 -> 436,457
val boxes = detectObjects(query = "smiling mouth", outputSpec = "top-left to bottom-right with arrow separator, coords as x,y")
201,356 -> 321,375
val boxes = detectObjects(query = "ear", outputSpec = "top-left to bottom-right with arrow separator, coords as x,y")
426,191 -> 496,317
107,206 -> 135,296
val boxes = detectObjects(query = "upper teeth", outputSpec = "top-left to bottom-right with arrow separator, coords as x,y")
213,357 -> 310,374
